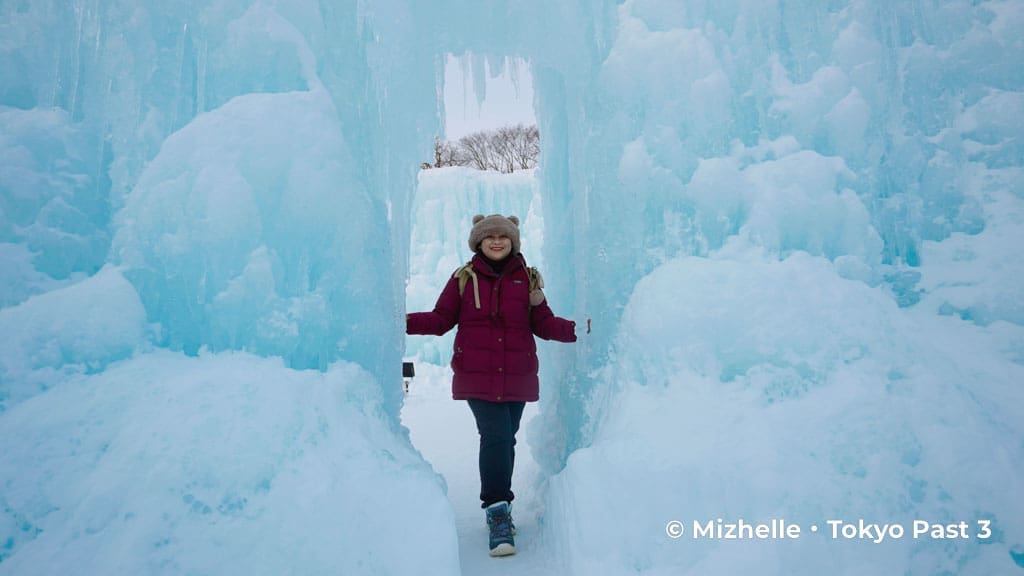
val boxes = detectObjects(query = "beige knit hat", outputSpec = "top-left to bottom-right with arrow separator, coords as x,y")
468,214 -> 521,255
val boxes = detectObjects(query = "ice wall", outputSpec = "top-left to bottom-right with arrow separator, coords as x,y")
110,87 -> 384,371
530,0 -> 1024,467
0,106 -> 107,305
1,1 -> 455,573
0,0 -> 441,395
407,166 -> 542,364
521,0 -> 1024,574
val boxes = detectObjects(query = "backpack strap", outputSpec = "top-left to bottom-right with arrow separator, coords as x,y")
456,262 -> 542,310
527,267 -> 543,293
526,266 -> 546,307
455,262 -> 481,309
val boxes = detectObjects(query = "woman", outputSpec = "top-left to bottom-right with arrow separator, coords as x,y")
406,214 -> 577,557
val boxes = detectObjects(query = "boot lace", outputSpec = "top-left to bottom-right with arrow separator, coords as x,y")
488,509 -> 513,538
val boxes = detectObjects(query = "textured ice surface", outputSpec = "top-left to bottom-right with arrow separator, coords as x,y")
0,266 -> 145,412
1,0 -> 1022,574
547,245 -> 1024,574
534,1 -> 1024,572
0,351 -> 458,575
0,106 -> 107,303
111,88 -> 387,374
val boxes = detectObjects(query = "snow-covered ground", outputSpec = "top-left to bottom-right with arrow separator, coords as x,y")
0,349 -> 460,575
401,362 -> 563,576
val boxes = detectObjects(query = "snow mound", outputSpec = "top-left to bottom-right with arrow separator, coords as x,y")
0,266 -> 146,412
546,250 -> 1024,575
0,351 -> 459,575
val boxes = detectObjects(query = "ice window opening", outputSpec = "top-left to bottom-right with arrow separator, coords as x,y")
420,54 -> 539,173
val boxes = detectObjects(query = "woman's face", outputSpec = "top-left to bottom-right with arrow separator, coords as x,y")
480,234 -> 512,261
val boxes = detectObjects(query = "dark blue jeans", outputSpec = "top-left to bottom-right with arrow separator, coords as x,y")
467,399 -> 526,509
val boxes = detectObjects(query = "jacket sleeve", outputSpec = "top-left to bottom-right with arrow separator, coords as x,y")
407,276 -> 461,336
530,300 -> 577,343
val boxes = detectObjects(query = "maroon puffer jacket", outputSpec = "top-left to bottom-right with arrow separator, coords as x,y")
407,254 -> 576,402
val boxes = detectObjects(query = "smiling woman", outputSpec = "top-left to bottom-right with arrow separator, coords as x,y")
480,234 -> 512,260
469,214 -> 520,265
406,213 -> 576,557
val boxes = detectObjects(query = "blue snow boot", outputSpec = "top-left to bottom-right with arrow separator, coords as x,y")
485,501 -> 516,557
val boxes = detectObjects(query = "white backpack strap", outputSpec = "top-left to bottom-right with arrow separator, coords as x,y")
455,263 -> 481,310
527,267 -> 546,307
528,267 -> 544,291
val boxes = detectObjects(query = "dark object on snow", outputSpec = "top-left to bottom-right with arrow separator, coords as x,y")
403,361 -> 415,394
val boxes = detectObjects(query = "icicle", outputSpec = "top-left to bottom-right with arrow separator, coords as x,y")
470,52 -> 487,107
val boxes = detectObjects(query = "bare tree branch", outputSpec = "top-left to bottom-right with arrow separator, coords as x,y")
424,124 -> 539,173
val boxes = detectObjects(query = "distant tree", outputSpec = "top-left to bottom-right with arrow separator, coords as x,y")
458,130 -> 499,171
436,137 -> 464,168
501,124 -> 539,172
422,137 -> 468,170
423,124 -> 539,173
492,126 -> 516,173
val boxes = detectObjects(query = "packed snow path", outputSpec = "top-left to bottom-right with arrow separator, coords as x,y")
401,363 -> 562,576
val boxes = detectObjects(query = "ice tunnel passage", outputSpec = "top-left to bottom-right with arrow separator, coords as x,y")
400,45 -> 601,476
3,1 -> 1023,574
400,46 -> 602,571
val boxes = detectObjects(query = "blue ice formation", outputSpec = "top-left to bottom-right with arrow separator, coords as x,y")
1,0 -> 1022,574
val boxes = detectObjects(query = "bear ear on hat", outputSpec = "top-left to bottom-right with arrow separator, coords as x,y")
473,214 -> 486,225
508,215 -> 520,226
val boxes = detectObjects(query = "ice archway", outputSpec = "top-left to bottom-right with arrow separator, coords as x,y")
1,1 -> 1022,574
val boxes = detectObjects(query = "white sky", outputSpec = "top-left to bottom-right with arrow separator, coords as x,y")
443,55 -> 536,141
